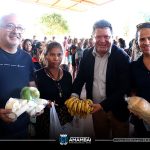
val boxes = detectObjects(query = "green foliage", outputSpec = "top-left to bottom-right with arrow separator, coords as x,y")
40,13 -> 69,35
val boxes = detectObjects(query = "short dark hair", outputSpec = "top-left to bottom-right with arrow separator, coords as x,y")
135,22 -> 150,51
92,19 -> 113,35
136,22 -> 150,31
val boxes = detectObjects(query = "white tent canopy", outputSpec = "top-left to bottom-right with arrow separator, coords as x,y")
17,0 -> 115,12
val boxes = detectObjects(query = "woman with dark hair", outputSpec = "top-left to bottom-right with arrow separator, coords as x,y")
130,22 -> 150,137
22,39 -> 33,56
35,42 -> 73,138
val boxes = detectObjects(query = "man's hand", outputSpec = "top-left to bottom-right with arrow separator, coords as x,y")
0,108 -> 15,123
90,103 -> 103,113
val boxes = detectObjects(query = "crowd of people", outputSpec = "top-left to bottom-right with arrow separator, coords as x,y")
0,12 -> 150,140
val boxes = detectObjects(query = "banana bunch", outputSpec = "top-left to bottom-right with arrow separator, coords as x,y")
64,97 -> 93,118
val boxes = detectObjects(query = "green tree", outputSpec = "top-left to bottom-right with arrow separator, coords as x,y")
40,13 -> 69,36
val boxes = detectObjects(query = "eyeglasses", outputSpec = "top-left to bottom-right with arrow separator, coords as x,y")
136,22 -> 150,30
1,23 -> 25,33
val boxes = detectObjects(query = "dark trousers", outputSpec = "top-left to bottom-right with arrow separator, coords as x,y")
92,110 -> 129,139
130,115 -> 150,138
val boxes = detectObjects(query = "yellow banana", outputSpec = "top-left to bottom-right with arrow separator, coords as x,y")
89,106 -> 94,113
67,97 -> 77,109
87,99 -> 93,105
76,100 -> 82,115
84,100 -> 89,114
72,100 -> 78,114
69,98 -> 80,116
77,100 -> 83,118
64,98 -> 71,106
86,99 -> 94,113
80,100 -> 85,113
64,97 -> 76,106
66,97 -> 94,117
67,100 -> 75,109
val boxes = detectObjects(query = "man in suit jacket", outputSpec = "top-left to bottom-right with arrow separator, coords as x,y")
72,19 -> 131,139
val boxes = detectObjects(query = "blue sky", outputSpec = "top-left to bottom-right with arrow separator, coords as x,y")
0,0 -> 149,42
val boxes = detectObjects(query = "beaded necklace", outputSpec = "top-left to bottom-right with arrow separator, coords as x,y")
46,68 -> 61,81
45,68 -> 63,98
